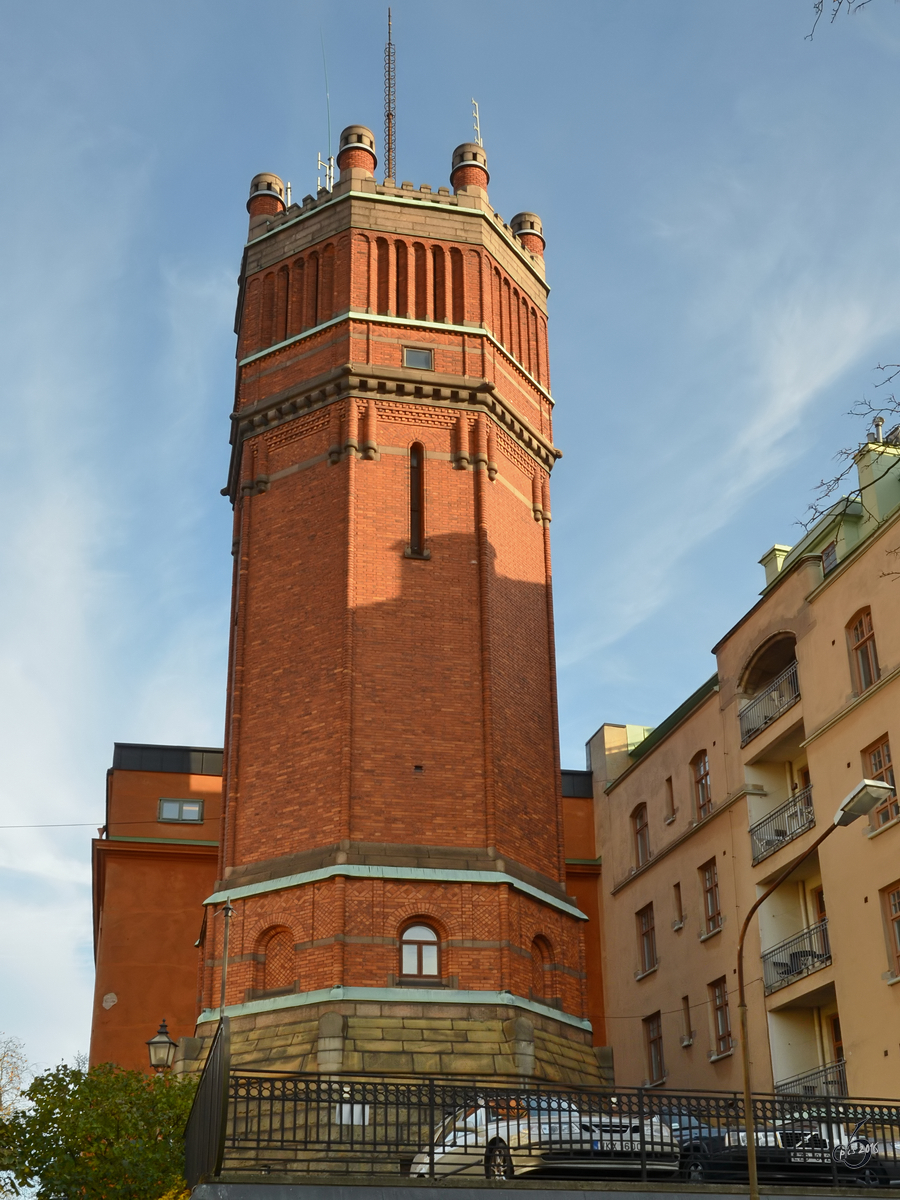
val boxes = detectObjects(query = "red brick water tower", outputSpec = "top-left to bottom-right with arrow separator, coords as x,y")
190,126 -> 605,1083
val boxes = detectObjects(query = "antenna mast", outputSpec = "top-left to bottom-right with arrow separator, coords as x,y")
384,8 -> 396,181
318,33 -> 334,193
472,99 -> 483,147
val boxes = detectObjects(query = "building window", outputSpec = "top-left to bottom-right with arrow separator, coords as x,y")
673,882 -> 684,927
632,803 -> 650,866
409,442 -> 426,557
643,1012 -> 665,1084
849,608 -> 880,693
822,541 -> 838,574
813,886 -> 827,923
884,885 -> 900,978
400,923 -> 439,978
710,977 -> 732,1055
692,752 -> 712,820
158,798 -> 203,823
700,859 -> 721,934
404,347 -> 433,370
664,776 -> 675,821
637,903 -> 657,974
866,735 -> 897,827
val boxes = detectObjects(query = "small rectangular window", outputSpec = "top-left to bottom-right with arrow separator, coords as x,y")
681,995 -> 693,1045
158,798 -> 204,823
664,776 -> 675,821
404,347 -> 433,370
822,541 -> 838,574
673,882 -> 684,926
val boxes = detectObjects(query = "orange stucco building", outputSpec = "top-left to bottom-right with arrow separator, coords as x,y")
89,744 -> 223,1070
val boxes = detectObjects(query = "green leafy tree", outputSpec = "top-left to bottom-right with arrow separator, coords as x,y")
1,1061 -> 196,1200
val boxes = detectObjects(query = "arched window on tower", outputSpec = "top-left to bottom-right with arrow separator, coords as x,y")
531,936 -> 553,1000
256,927 -> 296,996
395,241 -> 409,317
409,442 -> 426,557
414,243 -> 427,320
400,923 -> 439,980
376,238 -> 390,315
432,246 -> 446,322
450,248 -> 464,325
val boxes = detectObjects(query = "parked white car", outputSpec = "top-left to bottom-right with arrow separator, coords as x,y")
409,1097 -> 680,1180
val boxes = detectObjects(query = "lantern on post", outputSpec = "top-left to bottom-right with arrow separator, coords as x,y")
146,1018 -> 177,1072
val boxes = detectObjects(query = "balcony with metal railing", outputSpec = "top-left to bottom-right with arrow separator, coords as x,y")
762,918 -> 831,994
749,785 -> 815,865
739,660 -> 800,746
775,1059 -> 848,1098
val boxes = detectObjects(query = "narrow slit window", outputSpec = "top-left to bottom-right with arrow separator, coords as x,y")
673,882 -> 684,926
409,442 -> 425,556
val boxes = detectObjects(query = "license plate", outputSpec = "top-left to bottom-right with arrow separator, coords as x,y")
593,1140 -> 638,1151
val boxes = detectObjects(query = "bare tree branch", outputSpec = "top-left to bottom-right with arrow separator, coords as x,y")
808,0 -> 873,40
799,394 -> 900,531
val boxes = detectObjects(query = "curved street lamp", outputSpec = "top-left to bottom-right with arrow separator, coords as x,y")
738,778 -> 893,1200
146,1018 -> 177,1073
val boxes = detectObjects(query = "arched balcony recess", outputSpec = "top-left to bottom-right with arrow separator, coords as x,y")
738,634 -> 799,747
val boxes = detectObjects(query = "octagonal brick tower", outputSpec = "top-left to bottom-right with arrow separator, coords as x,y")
193,126 -> 603,1084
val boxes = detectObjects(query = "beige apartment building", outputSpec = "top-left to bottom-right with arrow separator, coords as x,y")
588,434 -> 900,1099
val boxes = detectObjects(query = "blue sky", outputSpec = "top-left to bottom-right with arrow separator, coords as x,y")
2,0 -> 900,1069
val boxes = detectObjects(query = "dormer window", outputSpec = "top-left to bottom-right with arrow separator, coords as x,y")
822,542 -> 837,574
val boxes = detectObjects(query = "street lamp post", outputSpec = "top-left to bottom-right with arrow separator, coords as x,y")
146,1018 -> 177,1072
737,778 -> 893,1200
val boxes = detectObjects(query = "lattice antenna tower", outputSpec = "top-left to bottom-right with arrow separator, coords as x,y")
384,8 -> 396,182
471,99 -> 483,148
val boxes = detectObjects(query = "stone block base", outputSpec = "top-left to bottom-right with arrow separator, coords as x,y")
176,999 -> 613,1087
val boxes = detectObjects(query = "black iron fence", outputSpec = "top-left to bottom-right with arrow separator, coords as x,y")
762,919 -> 831,994
750,786 -> 816,865
739,660 -> 800,746
184,1034 -> 900,1188
184,1016 -> 230,1187
776,1061 -> 848,1099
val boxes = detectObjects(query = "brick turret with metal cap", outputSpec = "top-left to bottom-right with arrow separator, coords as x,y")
336,124 -> 377,180
188,117 -> 607,1089
450,141 -> 489,195
512,212 -> 545,259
